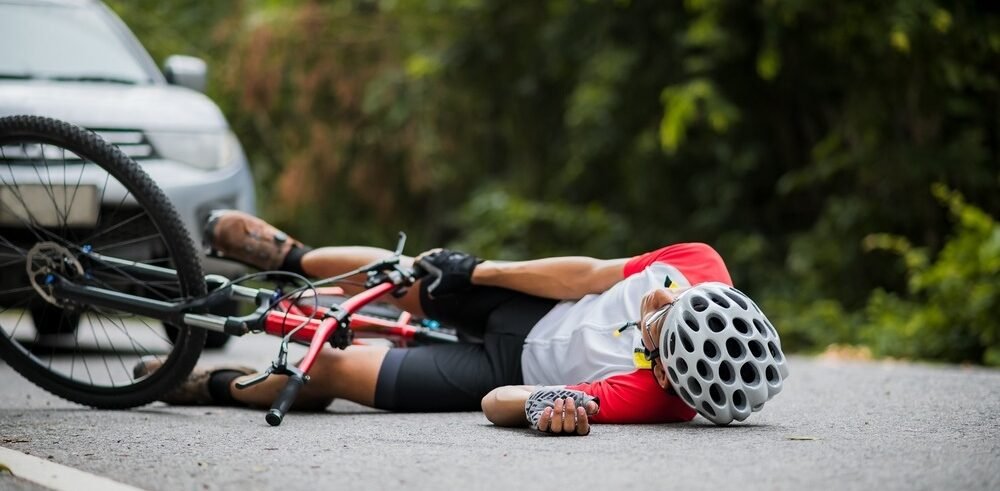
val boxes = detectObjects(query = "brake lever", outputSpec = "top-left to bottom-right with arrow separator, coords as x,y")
414,258 -> 443,299
234,368 -> 272,389
235,336 -> 295,390
393,231 -> 407,256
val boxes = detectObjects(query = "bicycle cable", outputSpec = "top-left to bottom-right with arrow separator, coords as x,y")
210,270 -> 319,338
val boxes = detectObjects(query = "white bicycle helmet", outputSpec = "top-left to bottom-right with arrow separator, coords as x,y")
658,282 -> 788,425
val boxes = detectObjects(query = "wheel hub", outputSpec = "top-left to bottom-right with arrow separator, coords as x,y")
26,242 -> 84,306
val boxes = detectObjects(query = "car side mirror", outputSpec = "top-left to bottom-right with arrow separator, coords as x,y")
163,55 -> 207,93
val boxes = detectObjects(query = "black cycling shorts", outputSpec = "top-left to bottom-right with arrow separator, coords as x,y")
372,283 -> 557,412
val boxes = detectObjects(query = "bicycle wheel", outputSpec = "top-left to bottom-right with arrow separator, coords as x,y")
0,115 -> 206,408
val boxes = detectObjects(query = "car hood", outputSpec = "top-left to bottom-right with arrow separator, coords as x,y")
0,81 -> 228,132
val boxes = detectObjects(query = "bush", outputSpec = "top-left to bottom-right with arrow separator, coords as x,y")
861,185 -> 1000,365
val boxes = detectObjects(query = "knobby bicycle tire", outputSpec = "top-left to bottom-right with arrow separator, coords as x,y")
0,115 -> 207,408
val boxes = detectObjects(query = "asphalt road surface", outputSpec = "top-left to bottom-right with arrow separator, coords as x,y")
1,334 -> 998,491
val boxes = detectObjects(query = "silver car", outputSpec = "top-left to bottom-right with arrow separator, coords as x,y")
0,0 -> 256,345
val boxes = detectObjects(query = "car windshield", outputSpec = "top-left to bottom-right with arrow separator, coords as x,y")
0,2 -> 154,84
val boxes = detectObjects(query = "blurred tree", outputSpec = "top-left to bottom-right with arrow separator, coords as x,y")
107,0 -> 999,362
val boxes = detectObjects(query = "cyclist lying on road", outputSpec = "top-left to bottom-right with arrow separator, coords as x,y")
135,211 -> 788,435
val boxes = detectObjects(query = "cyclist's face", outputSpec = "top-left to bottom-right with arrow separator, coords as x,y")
637,287 -> 686,354
638,287 -> 692,391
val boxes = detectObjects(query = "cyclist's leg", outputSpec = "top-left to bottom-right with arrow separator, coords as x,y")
228,344 -> 389,409
298,246 -> 542,323
227,291 -> 555,411
227,342 -> 493,412
299,246 -> 425,317
373,291 -> 558,411
206,211 -> 427,315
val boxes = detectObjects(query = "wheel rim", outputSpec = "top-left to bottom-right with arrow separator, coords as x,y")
0,132 -> 192,394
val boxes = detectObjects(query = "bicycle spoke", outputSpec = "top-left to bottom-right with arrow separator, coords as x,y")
34,143 -> 71,233
66,150 -> 88,228
1,119 -> 202,403
86,276 -> 177,345
0,171 -> 47,243
0,298 -> 31,339
0,285 -> 37,296
0,257 -> 24,269
87,310 -> 115,388
0,232 -> 27,255
79,210 -> 149,245
92,233 -> 163,252
96,311 -> 131,382
84,258 -> 177,302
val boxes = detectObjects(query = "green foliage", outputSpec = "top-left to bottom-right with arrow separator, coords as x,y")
861,186 -> 1000,365
452,188 -> 628,260
104,0 -> 1000,363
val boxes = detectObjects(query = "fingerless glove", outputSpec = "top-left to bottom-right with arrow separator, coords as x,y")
523,386 -> 600,430
419,249 -> 482,298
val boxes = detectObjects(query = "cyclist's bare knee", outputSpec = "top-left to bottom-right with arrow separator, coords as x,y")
309,345 -> 389,406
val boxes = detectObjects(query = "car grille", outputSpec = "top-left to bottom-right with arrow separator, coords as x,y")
0,129 -> 153,161
90,129 -> 154,159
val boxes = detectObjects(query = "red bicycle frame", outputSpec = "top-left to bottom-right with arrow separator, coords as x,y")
264,283 -> 413,375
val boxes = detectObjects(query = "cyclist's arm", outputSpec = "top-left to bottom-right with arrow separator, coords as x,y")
481,385 -> 535,427
482,385 -> 598,435
472,257 -> 628,300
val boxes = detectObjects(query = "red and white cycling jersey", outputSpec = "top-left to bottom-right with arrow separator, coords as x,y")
521,242 -> 733,423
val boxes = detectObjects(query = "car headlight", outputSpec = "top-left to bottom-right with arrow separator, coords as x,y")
146,130 -> 242,170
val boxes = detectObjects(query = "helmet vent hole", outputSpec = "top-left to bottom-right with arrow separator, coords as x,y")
748,340 -> 765,360
765,365 -> 779,384
739,363 -> 760,386
733,318 -> 750,335
724,290 -> 748,309
701,401 -> 716,418
696,360 -> 712,379
679,331 -> 694,353
768,341 -> 783,362
725,338 -> 745,360
718,361 -> 735,384
678,386 -> 695,408
687,378 -> 703,396
766,320 -> 778,338
732,390 -> 747,410
709,383 -> 725,406
691,296 -> 709,312
708,293 -> 730,308
703,340 -> 720,361
668,366 -> 680,385
676,357 -> 689,374
708,316 -> 726,333
668,332 -> 677,356
753,319 -> 768,336
683,312 -> 700,332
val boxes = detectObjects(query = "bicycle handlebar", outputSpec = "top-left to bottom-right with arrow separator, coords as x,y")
262,232 -> 440,427
265,372 -> 306,426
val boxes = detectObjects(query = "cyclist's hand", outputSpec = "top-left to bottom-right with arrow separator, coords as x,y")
536,397 -> 599,436
415,248 -> 482,298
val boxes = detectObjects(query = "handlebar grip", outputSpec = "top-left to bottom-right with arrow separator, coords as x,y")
265,374 -> 305,426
